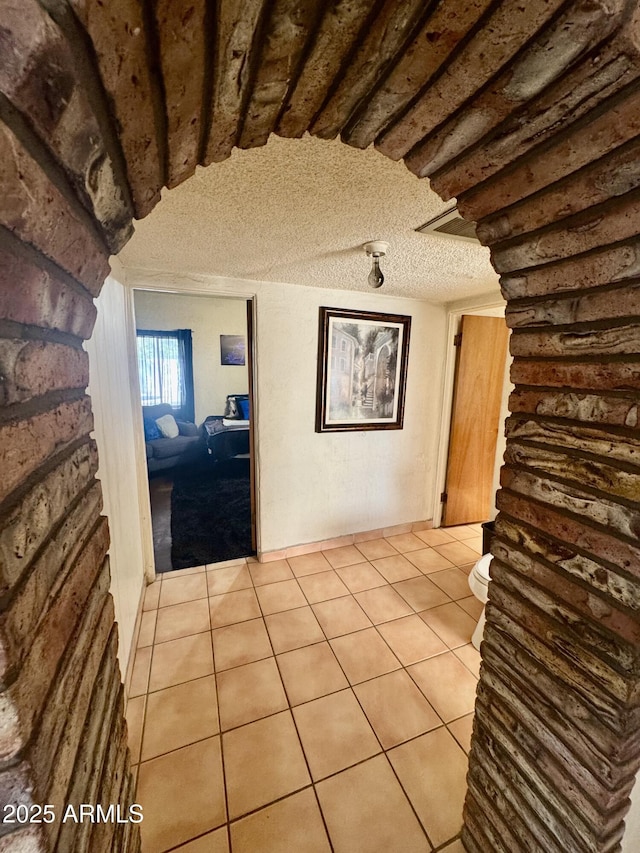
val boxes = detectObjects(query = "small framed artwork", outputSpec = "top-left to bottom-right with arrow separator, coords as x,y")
220,335 -> 246,366
316,307 -> 411,432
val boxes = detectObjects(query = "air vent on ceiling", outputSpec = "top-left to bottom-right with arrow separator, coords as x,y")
416,206 -> 479,243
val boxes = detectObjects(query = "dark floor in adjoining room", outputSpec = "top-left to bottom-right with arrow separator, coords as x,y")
149,475 -> 173,573
149,459 -> 254,573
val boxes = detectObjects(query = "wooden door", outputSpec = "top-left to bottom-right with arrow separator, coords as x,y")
443,314 -> 509,526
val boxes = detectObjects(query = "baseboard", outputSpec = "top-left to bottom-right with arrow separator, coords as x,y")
122,582 -> 148,705
258,519 -> 433,563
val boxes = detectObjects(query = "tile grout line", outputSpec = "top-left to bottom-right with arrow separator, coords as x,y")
250,573 -> 336,853
130,535 -> 481,849
207,597 -> 233,853
212,554 -> 422,844
257,558 -> 442,849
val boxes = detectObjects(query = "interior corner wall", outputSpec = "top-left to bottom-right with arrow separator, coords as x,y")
127,270 -> 447,555
133,290 -> 249,423
85,266 -> 146,668
255,283 -> 447,552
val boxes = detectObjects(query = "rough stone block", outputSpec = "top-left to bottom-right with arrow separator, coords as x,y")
504,416 -> 640,466
87,716 -> 128,853
6,519 -> 109,740
0,122 -> 110,292
153,0 -> 206,186
0,243 -> 97,336
494,513 -> 640,615
0,826 -> 43,851
460,823 -> 484,853
491,528 -> 640,643
479,647 -> 638,791
505,440 -> 640,503
277,0 -> 377,139
478,138 -> 640,246
0,688 -> 24,770
468,756 -> 559,853
492,551 -> 639,672
344,0 -> 494,149
376,0 -> 567,161
464,788 -> 523,853
483,634 -> 640,765
506,283 -> 640,328
487,601 -> 638,735
0,397 -> 94,505
0,0 -> 132,250
501,467 -> 640,543
404,0 -> 627,178
489,567 -> 636,700
501,238 -> 640,301
310,0 -> 426,141
510,324 -> 640,358
30,579 -> 114,788
69,0 -> 163,218
493,195 -> 640,274
0,440 -> 98,596
512,359 -> 640,393
0,481 -> 103,680
508,389 -> 639,429
496,489 -> 640,586
53,629 -> 121,853
213,0 -> 278,157
0,340 -> 88,406
435,37 -> 640,206
474,701 -> 624,851
240,0 -> 325,149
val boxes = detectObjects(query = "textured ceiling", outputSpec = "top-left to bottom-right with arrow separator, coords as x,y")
119,135 -> 499,303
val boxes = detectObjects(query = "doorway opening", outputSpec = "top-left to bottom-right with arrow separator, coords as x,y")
434,302 -> 511,532
133,289 -> 257,572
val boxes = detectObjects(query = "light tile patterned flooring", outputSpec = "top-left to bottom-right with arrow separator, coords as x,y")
127,524 -> 485,853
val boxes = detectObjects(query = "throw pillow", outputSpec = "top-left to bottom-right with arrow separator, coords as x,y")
155,413 -> 180,439
143,416 -> 162,441
177,421 -> 199,437
239,398 -> 250,420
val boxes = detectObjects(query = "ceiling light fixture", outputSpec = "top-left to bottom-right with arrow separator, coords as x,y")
364,241 -> 388,289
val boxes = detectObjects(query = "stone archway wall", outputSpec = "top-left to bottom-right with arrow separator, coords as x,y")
1,1 -> 640,850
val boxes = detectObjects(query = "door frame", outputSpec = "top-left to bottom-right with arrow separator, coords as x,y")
431,295 -> 508,529
124,270 -> 261,574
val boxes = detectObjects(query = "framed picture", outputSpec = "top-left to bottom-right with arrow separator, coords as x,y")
220,335 -> 246,366
316,307 -> 411,432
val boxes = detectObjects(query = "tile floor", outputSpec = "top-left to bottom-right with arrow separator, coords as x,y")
127,524 -> 485,853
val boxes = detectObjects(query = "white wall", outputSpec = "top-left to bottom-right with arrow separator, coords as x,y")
125,269 -> 447,554
86,260 -> 148,669
133,290 -> 248,424
623,780 -> 640,852
255,283 -> 445,552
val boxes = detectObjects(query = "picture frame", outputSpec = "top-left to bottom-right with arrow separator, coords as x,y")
315,307 -> 411,432
220,335 -> 246,366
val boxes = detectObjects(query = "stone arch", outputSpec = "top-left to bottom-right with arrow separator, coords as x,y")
1,1 -> 640,850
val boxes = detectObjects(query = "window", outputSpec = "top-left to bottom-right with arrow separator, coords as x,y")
136,329 -> 195,422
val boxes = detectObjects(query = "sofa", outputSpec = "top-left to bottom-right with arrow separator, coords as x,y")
142,403 -> 202,473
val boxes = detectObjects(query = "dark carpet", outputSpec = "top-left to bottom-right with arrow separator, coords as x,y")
170,458 -> 253,570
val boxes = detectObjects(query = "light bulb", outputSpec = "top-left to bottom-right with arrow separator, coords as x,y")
368,256 -> 384,288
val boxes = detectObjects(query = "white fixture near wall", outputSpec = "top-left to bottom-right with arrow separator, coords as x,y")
364,240 -> 389,288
